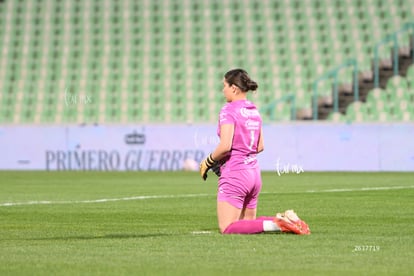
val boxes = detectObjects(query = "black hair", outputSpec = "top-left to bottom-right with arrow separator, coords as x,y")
224,68 -> 258,92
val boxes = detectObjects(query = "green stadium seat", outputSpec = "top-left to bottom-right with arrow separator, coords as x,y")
0,0 -> 413,123
407,65 -> 414,89
345,101 -> 367,122
386,75 -> 408,91
328,111 -> 346,122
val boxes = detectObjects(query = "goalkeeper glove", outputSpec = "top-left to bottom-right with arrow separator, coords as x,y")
199,153 -> 216,181
211,162 -> 221,177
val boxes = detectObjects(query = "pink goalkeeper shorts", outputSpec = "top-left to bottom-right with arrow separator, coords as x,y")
217,167 -> 262,209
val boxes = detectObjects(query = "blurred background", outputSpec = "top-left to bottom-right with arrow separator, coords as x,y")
0,0 -> 413,124
0,0 -> 413,171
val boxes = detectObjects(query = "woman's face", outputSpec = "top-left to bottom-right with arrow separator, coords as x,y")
222,79 -> 234,102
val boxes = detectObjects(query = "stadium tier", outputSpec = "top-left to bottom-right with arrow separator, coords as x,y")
0,0 -> 413,124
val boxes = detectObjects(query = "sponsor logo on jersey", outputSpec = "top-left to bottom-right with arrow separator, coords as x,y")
245,119 -> 260,130
244,154 -> 257,164
240,107 -> 260,118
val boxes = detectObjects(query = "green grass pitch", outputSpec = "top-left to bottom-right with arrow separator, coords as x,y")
0,171 -> 413,275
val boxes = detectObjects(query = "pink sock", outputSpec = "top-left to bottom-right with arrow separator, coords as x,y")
223,219 -> 264,234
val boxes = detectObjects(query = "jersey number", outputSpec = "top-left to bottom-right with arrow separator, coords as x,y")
248,130 -> 255,150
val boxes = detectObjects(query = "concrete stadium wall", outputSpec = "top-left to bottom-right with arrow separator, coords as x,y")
0,123 -> 413,171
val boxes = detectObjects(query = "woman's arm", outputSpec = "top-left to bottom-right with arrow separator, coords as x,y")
257,128 -> 264,153
211,124 -> 234,161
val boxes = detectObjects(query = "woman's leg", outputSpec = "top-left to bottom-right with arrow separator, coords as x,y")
217,200 -> 311,235
217,201 -> 243,233
217,168 -> 267,234
239,207 -> 256,220
218,201 -> 267,234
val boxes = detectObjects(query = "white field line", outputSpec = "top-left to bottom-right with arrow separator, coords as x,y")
191,231 -> 213,235
1,185 -> 414,207
305,185 -> 414,193
0,194 -> 212,207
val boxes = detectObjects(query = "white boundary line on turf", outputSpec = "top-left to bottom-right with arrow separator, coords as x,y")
1,185 -> 414,207
305,185 -> 414,193
191,231 -> 213,235
0,193 -> 212,207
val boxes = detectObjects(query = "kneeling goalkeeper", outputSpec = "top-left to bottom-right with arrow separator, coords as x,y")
200,69 -> 310,235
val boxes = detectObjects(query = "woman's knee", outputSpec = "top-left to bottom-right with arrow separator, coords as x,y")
219,222 -> 231,234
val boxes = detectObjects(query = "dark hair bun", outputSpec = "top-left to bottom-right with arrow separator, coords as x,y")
224,68 -> 259,92
246,80 -> 258,91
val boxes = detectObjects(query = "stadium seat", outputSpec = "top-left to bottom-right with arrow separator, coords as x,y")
328,111 -> 346,122
407,65 -> 414,88
386,75 -> 408,92
0,0 -> 413,123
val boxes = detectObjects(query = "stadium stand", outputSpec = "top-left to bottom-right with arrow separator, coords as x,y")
0,0 -> 413,124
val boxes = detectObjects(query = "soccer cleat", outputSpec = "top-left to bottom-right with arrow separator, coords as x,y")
284,210 -> 311,234
274,210 -> 311,235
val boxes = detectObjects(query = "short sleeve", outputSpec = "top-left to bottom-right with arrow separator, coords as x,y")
219,104 -> 235,126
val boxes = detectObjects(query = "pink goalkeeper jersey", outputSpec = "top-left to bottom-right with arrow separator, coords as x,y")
217,99 -> 262,171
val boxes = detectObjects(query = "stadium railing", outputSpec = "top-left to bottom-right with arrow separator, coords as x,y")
261,94 -> 296,121
373,22 -> 414,88
312,59 -> 359,120
311,21 -> 413,120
